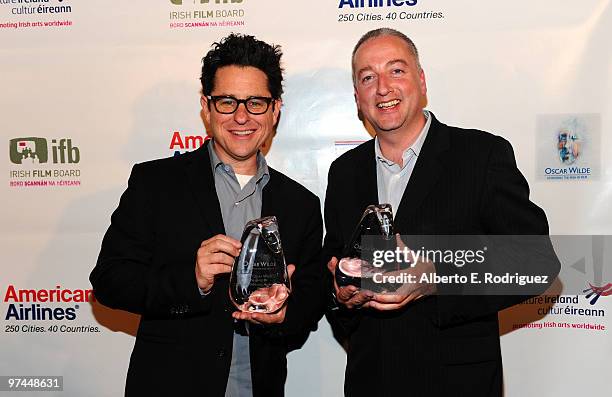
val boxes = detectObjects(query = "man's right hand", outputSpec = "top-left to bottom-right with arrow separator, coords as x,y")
195,234 -> 242,293
327,256 -> 374,309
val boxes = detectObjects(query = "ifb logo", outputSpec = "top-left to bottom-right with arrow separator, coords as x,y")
170,0 -> 243,4
9,137 -> 48,164
9,137 -> 80,165
583,283 -> 612,305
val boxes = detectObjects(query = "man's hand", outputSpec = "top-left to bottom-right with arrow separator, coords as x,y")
327,257 -> 374,309
365,234 -> 436,311
232,265 -> 295,325
195,234 -> 241,293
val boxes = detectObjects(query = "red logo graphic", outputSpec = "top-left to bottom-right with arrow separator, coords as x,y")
584,283 -> 612,305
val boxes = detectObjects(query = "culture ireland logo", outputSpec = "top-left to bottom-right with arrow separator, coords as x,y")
0,0 -> 73,31
584,283 -> 612,305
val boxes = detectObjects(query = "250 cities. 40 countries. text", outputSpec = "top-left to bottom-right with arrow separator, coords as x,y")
5,324 -> 100,333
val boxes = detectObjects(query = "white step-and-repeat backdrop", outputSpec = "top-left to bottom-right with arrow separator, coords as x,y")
1,0 -> 611,395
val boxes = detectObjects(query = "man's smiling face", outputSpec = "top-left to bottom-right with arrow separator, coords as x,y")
353,35 -> 427,137
202,65 -> 280,167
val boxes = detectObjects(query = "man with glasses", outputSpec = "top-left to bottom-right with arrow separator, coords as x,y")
91,34 -> 323,396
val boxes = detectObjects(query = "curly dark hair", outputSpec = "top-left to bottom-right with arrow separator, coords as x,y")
200,33 -> 284,99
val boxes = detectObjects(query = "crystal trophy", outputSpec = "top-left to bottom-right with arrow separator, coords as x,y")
335,204 -> 395,290
230,216 -> 291,313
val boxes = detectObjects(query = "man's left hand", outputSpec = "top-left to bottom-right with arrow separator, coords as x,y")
365,235 -> 437,311
232,264 -> 295,325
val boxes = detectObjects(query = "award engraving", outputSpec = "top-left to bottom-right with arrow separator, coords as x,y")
230,216 -> 291,313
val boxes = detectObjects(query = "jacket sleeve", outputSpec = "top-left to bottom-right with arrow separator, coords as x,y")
90,163 -> 212,318
257,191 -> 324,340
434,136 -> 561,327
322,161 -> 363,338
280,194 -> 324,337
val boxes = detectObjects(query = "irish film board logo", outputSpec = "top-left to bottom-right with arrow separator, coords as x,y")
9,137 -> 80,165
9,138 -> 48,164
8,137 -> 82,188
170,0 -> 243,4
536,114 -> 600,181
168,0 -> 246,29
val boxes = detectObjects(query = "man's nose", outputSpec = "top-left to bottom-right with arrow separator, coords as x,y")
376,75 -> 392,96
233,102 -> 249,123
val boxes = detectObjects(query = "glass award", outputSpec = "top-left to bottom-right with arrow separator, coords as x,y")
229,216 -> 291,313
335,204 -> 395,289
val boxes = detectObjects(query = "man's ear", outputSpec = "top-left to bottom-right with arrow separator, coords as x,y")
419,69 -> 427,96
201,95 -> 211,125
272,99 -> 282,125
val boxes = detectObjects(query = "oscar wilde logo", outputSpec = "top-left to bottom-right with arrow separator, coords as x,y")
537,114 -> 599,181
557,129 -> 580,165
170,0 -> 243,4
9,137 -> 80,165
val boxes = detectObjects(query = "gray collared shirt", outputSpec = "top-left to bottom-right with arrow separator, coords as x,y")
208,141 -> 270,241
208,141 -> 270,397
375,110 -> 431,216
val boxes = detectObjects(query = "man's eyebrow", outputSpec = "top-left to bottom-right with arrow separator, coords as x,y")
386,59 -> 409,67
356,66 -> 373,77
356,59 -> 411,77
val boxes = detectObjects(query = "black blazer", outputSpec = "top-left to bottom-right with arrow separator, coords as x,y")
91,142 -> 323,397
324,114 -> 560,397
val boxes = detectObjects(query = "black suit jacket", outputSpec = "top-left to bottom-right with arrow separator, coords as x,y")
324,114 -> 560,397
91,142 -> 323,396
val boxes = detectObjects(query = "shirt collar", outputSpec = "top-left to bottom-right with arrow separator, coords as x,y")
375,110 -> 431,166
208,139 -> 270,182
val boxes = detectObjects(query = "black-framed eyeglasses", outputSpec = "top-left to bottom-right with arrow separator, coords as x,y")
207,95 -> 274,115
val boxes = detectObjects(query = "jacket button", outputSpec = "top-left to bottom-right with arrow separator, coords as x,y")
217,349 -> 227,358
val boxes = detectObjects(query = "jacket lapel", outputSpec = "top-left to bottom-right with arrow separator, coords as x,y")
394,114 -> 451,232
184,140 -> 225,235
333,140 -> 379,239
261,168 -> 279,219
357,140 -> 380,211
